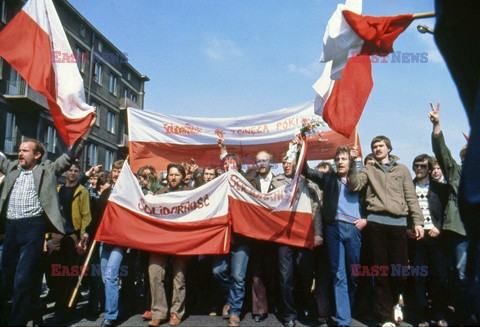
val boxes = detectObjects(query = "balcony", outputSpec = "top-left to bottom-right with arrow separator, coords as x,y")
1,67 -> 48,108
117,133 -> 128,147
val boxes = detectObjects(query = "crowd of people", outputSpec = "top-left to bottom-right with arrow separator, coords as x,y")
0,104 -> 479,327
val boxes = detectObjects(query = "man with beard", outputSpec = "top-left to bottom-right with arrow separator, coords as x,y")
0,114 -> 96,326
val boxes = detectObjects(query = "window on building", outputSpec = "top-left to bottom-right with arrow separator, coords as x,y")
123,87 -> 128,99
107,111 -> 116,134
45,126 -> 57,153
130,92 -> 137,103
109,74 -> 117,95
127,72 -> 131,81
90,101 -> 100,126
93,63 -> 102,85
74,46 -> 87,73
87,143 -> 98,166
4,112 -> 15,153
1,0 -> 7,24
98,41 -> 103,52
80,24 -> 86,38
105,150 -> 115,171
7,67 -> 24,95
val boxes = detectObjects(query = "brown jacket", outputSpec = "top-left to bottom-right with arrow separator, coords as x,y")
347,155 -> 424,226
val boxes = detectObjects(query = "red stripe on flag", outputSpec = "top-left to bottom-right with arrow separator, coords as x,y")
322,55 -> 373,138
0,10 -> 92,145
95,202 -> 231,255
229,196 -> 315,249
129,131 -> 361,172
342,11 -> 414,55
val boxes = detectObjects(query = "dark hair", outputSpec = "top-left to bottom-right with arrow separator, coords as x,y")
370,135 -> 392,152
412,154 -> 433,171
431,156 -> 439,166
223,153 -> 242,171
363,153 -> 375,165
203,164 -> 219,177
137,165 -> 156,177
96,171 -> 111,189
167,163 -> 186,178
334,146 -> 353,164
112,160 -> 124,170
69,162 -> 82,171
316,161 -> 333,172
23,138 -> 45,161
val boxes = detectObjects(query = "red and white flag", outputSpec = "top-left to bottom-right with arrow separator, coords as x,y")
0,0 -> 95,146
95,161 -> 315,254
314,0 -> 413,138
128,102 -> 361,173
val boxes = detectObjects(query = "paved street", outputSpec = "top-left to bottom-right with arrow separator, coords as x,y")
27,291 -> 415,327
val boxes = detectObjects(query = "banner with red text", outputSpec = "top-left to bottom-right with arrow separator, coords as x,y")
95,162 -> 314,254
128,101 -> 361,172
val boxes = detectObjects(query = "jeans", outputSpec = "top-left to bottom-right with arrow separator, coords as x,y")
2,216 -> 45,326
212,242 -> 250,316
278,245 -> 313,322
325,221 -> 361,326
100,243 -> 124,320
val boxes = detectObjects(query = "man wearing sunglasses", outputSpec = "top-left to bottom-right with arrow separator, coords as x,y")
411,154 -> 449,327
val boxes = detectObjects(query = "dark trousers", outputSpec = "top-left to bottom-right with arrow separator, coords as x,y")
413,233 -> 448,321
367,222 -> 408,322
47,232 -> 80,313
250,240 -> 278,315
314,245 -> 333,320
1,216 -> 45,326
278,245 -> 314,322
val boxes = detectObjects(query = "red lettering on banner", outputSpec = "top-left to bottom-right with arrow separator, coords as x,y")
275,116 -> 300,130
228,174 -> 285,202
137,194 -> 211,216
163,123 -> 202,135
232,124 -> 269,136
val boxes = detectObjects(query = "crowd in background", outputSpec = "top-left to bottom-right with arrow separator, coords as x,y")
0,105 -> 479,327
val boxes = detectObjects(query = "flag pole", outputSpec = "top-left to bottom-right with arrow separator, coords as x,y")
68,239 -> 97,308
223,226 -> 229,252
354,125 -> 358,149
412,11 -> 435,19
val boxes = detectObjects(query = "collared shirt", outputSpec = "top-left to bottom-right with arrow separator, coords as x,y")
7,165 -> 44,219
259,172 -> 273,193
415,180 -> 433,230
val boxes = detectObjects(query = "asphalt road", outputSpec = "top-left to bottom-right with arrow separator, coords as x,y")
28,292 -> 415,327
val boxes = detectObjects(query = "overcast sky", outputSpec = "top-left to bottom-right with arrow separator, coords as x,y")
69,0 -> 469,174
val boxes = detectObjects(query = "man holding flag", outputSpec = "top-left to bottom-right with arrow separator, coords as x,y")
0,114 -> 96,326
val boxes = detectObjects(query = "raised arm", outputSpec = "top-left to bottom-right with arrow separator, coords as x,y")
52,110 -> 98,175
429,102 -> 461,185
346,164 -> 368,192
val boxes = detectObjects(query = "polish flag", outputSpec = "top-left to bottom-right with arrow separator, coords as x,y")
127,102 -> 361,173
95,161 -> 314,255
0,0 -> 94,146
314,0 -> 413,138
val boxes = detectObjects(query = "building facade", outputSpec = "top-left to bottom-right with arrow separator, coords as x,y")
0,0 -> 149,170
